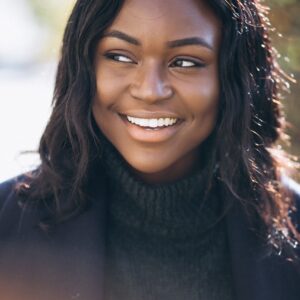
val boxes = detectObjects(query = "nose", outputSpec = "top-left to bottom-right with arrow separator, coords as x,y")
129,62 -> 173,103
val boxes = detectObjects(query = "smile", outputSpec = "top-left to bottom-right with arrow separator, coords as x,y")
119,113 -> 183,143
126,116 -> 178,128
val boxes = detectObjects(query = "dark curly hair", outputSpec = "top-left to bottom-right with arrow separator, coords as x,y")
17,0 -> 299,253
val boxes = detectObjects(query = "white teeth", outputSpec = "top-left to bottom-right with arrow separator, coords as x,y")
126,116 -> 178,128
149,119 -> 158,128
158,118 -> 164,126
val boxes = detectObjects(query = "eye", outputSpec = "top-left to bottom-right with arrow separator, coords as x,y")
170,58 -> 205,68
104,52 -> 135,64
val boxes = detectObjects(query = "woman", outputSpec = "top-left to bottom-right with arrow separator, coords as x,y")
0,0 -> 299,299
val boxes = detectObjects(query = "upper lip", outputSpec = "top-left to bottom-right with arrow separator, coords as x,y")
119,111 -> 182,119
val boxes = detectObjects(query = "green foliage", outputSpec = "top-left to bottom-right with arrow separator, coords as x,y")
267,0 -> 300,161
268,0 -> 299,6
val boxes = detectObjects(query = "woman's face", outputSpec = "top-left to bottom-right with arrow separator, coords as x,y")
93,0 -> 221,183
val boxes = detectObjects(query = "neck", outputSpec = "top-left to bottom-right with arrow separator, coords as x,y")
129,150 -> 202,185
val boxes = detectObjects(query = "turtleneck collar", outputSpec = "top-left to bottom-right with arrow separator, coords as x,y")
99,133 -> 221,239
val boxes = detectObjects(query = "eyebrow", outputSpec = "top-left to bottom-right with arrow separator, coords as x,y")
102,30 -> 214,51
103,30 -> 140,46
167,37 -> 213,50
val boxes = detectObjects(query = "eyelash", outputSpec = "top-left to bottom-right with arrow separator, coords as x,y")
104,53 -> 205,68
104,53 -> 133,64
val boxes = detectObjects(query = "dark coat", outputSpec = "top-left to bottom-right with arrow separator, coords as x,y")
0,174 -> 299,300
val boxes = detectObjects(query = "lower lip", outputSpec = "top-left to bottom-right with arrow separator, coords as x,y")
119,115 -> 183,143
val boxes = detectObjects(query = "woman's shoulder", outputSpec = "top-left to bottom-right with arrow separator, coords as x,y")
0,170 -> 108,236
0,175 -> 21,201
0,174 -> 27,214
0,174 -> 37,236
0,174 -> 107,299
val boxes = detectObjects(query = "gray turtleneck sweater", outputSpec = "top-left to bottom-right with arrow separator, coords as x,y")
101,138 -> 234,300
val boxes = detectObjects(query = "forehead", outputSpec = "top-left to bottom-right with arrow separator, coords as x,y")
107,0 -> 221,48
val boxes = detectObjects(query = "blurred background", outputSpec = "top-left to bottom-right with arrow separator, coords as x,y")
0,0 -> 74,181
0,0 -> 299,182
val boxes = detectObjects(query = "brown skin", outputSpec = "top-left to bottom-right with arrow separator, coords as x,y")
93,0 -> 221,184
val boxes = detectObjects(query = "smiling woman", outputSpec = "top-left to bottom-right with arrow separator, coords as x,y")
0,0 -> 300,300
93,0 -> 220,183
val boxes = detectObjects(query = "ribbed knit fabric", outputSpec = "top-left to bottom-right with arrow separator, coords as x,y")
100,136 -> 234,300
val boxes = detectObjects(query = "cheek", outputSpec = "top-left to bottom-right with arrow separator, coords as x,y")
184,71 -> 219,121
94,61 -> 131,109
92,72 -> 114,132
183,73 -> 220,142
95,72 -> 118,108
92,66 -> 130,143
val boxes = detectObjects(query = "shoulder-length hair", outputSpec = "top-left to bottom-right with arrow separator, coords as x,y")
18,0 -> 299,252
